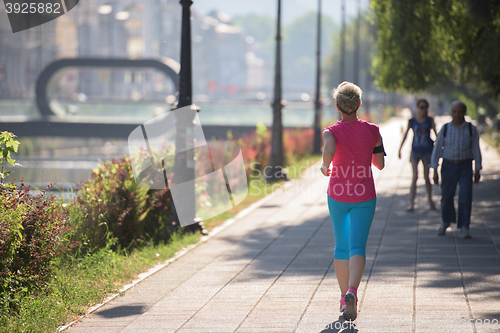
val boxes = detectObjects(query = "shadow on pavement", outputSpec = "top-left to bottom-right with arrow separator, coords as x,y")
95,305 -> 146,318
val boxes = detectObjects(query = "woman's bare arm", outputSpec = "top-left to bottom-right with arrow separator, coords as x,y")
398,120 -> 410,159
321,130 -> 336,176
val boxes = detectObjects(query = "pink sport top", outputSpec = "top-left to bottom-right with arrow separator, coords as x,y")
325,119 -> 381,203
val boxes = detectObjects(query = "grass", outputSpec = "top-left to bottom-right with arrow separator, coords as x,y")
0,232 -> 201,333
0,153 -> 322,333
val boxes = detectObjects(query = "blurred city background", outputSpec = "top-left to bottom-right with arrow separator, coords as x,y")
0,0 -> 395,188
3,2 -> 500,331
0,0 -> 409,120
2,0 -> 497,190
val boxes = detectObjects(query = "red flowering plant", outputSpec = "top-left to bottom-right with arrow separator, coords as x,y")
283,128 -> 314,164
233,124 -> 313,180
236,123 -> 272,179
0,181 -> 72,312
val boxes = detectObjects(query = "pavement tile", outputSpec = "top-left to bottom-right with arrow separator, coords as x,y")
418,236 -> 457,245
366,276 -> 414,285
416,278 -> 464,289
68,327 -> 126,333
144,307 -> 197,316
356,314 -> 414,331
415,303 -> 469,312
121,315 -> 188,330
456,245 -> 498,257
459,267 -> 500,276
179,317 -> 246,330
176,329 -> 237,333
216,281 -> 271,291
417,244 -> 457,256
415,312 -> 471,324
152,300 -> 208,310
415,287 -> 466,298
459,256 -> 500,267
265,283 -> 318,297
236,313 -> 302,330
360,304 -> 413,315
467,292 -> 500,304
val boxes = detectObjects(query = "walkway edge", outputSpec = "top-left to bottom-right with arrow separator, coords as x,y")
58,162 -> 316,332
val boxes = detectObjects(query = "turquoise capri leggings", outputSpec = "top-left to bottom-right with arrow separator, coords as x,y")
327,196 -> 377,260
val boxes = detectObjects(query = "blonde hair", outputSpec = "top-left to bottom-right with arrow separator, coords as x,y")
333,81 -> 362,114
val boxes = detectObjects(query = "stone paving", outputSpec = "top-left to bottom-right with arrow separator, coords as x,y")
67,117 -> 500,333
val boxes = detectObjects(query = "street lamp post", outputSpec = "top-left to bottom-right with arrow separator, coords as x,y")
170,0 -> 204,233
337,0 -> 345,120
178,0 -> 193,109
340,0 -> 345,83
267,0 -> 287,182
312,0 -> 322,154
354,0 -> 360,85
338,0 -> 346,121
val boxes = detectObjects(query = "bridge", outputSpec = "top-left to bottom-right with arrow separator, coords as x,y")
0,58 -> 299,140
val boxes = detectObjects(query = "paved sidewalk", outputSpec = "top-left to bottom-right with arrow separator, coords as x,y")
67,117 -> 500,333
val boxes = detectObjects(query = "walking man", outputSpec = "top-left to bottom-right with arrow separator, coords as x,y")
430,101 -> 482,238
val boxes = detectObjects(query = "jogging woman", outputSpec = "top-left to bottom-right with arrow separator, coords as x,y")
321,82 -> 385,321
398,98 -> 437,211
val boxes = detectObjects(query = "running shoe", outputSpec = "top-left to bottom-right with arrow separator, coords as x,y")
340,295 -> 346,312
461,227 -> 472,239
437,222 -> 450,236
343,292 -> 357,321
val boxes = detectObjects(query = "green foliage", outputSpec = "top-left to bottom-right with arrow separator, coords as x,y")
283,12 -> 336,91
324,10 -> 375,91
255,122 -> 268,137
233,13 -> 275,46
371,0 -> 462,90
0,183 -> 71,315
66,157 -> 174,255
0,131 -> 20,189
233,12 -> 335,93
0,233 -> 201,332
371,0 -> 500,117
452,92 -> 477,119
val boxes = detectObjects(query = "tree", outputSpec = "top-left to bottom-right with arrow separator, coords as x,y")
371,0 -> 500,118
233,14 -> 275,45
282,12 -> 335,94
233,12 -> 336,96
325,11 -> 376,96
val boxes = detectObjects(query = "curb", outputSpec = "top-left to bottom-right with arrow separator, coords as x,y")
58,161 -> 318,332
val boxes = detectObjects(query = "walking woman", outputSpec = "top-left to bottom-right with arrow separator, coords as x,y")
398,98 -> 437,211
321,82 -> 385,321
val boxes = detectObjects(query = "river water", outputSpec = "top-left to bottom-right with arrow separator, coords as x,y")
1,100 -> 340,196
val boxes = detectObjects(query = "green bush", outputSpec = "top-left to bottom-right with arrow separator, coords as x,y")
0,131 -> 20,190
66,156 -> 175,255
0,183 -> 70,315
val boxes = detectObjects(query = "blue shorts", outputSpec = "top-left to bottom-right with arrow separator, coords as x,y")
327,196 -> 376,260
410,151 -> 431,164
